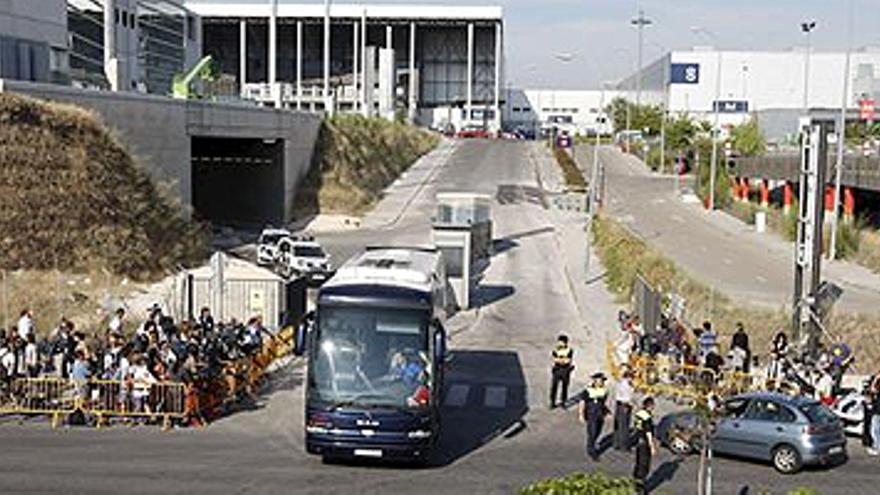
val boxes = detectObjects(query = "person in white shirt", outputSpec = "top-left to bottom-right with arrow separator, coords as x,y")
108,308 -> 125,334
613,369 -> 635,452
24,335 -> 38,377
17,309 -> 34,341
128,356 -> 157,413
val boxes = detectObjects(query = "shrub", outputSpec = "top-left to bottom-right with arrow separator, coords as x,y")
521,472 -> 635,495
832,217 -> 863,260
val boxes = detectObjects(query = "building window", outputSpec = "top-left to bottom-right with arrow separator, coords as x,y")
115,8 -> 120,24
122,11 -> 128,28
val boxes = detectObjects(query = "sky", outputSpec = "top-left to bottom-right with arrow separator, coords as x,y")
338,0 -> 880,89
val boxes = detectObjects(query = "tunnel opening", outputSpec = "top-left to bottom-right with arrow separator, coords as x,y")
192,136 -> 285,226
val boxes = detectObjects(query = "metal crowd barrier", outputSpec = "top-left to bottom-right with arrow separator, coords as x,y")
605,342 -> 763,404
0,377 -> 186,429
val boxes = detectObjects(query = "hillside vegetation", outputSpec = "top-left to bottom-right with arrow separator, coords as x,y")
294,114 -> 439,216
0,93 -> 207,280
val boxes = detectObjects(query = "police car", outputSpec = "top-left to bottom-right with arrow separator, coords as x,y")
256,227 -> 293,266
276,235 -> 332,282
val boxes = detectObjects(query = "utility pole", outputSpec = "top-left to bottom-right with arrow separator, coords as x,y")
631,10 -> 652,107
830,4 -> 853,260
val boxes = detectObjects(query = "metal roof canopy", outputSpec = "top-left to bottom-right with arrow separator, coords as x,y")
185,2 -> 503,21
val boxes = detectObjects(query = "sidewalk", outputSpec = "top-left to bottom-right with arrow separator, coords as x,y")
532,143 -> 622,372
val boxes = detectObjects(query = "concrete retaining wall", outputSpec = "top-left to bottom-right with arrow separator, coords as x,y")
0,79 -> 321,223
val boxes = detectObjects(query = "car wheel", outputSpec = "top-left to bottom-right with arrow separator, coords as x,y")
772,444 -> 802,474
668,435 -> 693,456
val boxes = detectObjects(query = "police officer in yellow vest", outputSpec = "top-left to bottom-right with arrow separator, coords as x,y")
578,372 -> 609,461
550,334 -> 574,409
633,396 -> 657,495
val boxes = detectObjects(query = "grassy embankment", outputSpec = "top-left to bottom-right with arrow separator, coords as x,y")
592,214 -> 880,367
293,114 -> 439,217
0,93 -> 208,331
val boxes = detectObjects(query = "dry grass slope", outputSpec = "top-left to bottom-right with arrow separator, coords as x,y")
0,93 -> 207,280
293,114 -> 439,217
592,214 -> 880,367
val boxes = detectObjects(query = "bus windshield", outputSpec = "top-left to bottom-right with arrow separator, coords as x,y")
309,306 -> 432,409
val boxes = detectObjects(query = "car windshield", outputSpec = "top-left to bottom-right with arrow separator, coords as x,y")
260,233 -> 287,245
800,402 -> 838,425
295,245 -> 325,258
309,306 -> 431,409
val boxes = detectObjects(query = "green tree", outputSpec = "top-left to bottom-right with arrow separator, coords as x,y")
605,98 -> 663,136
730,118 -> 767,156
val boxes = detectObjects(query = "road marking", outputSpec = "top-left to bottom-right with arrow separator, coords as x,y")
483,386 -> 507,409
756,275 -> 768,283
671,215 -> 684,223
444,384 -> 470,407
723,258 -> 732,266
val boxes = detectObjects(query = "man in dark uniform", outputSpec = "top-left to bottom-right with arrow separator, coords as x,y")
633,396 -> 657,495
579,372 -> 609,461
550,334 -> 574,409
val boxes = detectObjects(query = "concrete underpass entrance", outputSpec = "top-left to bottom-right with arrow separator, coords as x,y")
192,137 -> 285,226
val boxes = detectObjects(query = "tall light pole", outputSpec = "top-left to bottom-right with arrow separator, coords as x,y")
801,20 -> 817,114
631,10 -> 652,107
830,5 -> 853,260
323,0 -> 332,114
692,26 -> 722,211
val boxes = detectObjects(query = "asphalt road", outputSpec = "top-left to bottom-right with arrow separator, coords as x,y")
575,145 -> 880,315
0,141 -> 876,494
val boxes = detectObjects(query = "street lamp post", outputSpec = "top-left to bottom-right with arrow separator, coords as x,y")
830,5 -> 853,260
631,10 -> 652,107
692,26 -> 722,211
801,20 -> 817,115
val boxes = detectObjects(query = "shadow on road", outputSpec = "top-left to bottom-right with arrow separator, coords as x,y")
470,284 -> 515,308
431,350 -> 529,467
646,458 -> 681,493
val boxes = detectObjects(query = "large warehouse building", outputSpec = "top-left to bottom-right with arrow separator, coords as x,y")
2,1 -> 504,130
187,1 -> 504,130
617,47 -> 880,139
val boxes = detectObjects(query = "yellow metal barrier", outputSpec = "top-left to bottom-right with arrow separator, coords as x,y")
605,339 -> 767,405
0,377 -> 186,429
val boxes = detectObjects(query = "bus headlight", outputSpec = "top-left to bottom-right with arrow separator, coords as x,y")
407,429 -> 432,439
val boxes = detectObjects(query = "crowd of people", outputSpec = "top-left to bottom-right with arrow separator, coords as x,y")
0,305 -> 274,425
613,310 -> 856,404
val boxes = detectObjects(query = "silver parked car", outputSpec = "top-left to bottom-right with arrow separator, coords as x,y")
658,392 -> 847,474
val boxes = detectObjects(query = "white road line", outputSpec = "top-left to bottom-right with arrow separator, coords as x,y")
756,275 -> 768,283
483,386 -> 507,409
723,258 -> 733,265
444,384 -> 470,407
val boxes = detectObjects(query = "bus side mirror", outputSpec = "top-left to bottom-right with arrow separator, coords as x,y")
294,311 -> 314,356
433,322 -> 446,364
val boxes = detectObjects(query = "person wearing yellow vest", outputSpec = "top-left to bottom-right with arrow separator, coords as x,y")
550,334 -> 574,409
633,396 -> 657,495
578,372 -> 609,461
